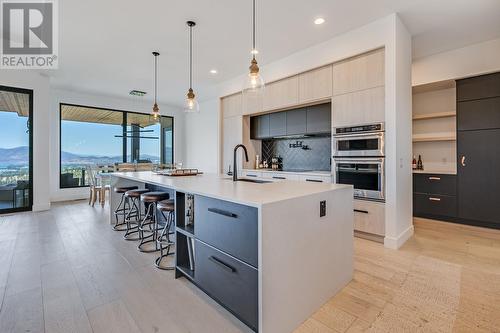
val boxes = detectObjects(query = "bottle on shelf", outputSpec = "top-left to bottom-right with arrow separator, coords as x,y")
417,155 -> 423,170
412,156 -> 417,170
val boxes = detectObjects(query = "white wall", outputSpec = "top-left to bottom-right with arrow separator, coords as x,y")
412,37 -> 500,85
187,14 -> 414,248
184,98 -> 219,172
50,89 -> 185,202
0,71 -> 51,211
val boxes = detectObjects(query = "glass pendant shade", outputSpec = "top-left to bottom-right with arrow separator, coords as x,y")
243,70 -> 265,95
184,89 -> 199,112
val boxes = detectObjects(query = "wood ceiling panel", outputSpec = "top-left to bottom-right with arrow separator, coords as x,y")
61,105 -> 157,127
0,90 -> 29,117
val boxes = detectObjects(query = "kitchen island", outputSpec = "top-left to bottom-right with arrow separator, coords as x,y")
109,171 -> 353,333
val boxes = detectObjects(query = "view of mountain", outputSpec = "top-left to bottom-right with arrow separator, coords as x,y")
0,146 -> 163,166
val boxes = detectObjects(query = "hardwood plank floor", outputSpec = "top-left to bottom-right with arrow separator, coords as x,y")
0,201 -> 499,332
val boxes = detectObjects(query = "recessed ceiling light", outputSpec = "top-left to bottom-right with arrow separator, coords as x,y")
210,69 -> 218,74
314,17 -> 325,25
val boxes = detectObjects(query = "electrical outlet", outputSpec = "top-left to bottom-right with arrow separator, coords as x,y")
320,200 -> 326,217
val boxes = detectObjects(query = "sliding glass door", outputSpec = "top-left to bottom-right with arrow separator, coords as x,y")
59,104 -> 174,188
0,86 -> 33,213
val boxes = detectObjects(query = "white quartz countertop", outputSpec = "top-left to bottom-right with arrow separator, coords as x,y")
112,171 -> 350,207
412,170 -> 457,175
243,168 -> 332,177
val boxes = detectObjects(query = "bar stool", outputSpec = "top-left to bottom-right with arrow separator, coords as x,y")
123,189 -> 150,240
155,199 -> 175,270
113,185 -> 138,231
138,191 -> 170,252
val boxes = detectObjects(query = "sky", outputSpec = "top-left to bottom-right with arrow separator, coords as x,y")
0,110 -> 161,158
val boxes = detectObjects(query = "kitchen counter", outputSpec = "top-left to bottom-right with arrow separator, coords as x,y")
243,168 -> 331,177
109,171 -> 353,333
412,169 -> 457,175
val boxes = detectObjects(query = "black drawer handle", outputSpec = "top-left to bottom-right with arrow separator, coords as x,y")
428,177 -> 441,181
246,174 -> 257,177
354,209 -> 369,214
272,176 -> 286,179
209,256 -> 236,273
208,207 -> 238,218
306,179 -> 323,183
429,197 -> 441,202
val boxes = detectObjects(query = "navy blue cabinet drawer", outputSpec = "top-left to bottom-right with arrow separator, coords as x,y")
413,174 -> 456,196
195,240 -> 258,331
194,195 -> 258,267
413,193 -> 457,218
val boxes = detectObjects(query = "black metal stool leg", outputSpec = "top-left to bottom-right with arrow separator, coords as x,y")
155,210 -> 175,270
137,202 -> 161,253
113,193 -> 129,231
123,197 -> 141,241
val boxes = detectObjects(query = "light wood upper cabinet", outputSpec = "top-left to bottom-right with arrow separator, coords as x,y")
332,86 -> 384,127
262,75 -> 299,111
221,93 -> 242,118
298,65 -> 332,103
332,48 -> 384,96
242,93 -> 262,115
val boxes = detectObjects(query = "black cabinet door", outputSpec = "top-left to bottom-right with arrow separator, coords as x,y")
286,108 -> 307,135
250,114 -> 270,139
457,72 -> 500,102
269,112 -> 286,137
457,129 -> 500,225
306,103 -> 331,134
457,97 -> 500,131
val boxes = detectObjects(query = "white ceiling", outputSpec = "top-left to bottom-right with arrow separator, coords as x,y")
48,0 -> 500,107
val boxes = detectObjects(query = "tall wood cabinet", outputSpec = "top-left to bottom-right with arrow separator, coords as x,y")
221,93 -> 243,174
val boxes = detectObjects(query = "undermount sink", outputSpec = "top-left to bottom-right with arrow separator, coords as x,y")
236,178 -> 272,184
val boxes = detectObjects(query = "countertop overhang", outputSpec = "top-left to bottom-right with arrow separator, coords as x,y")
111,171 -> 351,208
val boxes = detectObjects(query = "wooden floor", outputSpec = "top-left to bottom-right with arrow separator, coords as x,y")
0,201 -> 499,333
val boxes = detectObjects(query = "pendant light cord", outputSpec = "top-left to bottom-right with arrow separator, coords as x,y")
252,0 -> 256,60
154,53 -> 158,104
189,24 -> 193,90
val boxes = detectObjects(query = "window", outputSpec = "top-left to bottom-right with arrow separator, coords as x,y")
60,104 -> 174,188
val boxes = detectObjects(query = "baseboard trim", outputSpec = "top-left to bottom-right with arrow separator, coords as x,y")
32,203 -> 51,211
384,224 -> 414,249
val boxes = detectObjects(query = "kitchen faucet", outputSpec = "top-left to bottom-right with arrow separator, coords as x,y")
233,144 -> 249,181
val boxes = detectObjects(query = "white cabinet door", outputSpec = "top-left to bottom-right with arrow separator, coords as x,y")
353,199 -> 385,236
332,48 -> 384,96
262,76 -> 299,111
332,86 -> 385,127
298,65 -> 332,103
297,174 -> 332,183
221,116 -> 243,174
222,93 -> 243,118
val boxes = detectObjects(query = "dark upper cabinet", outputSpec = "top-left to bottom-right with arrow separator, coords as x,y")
286,108 -> 307,135
306,103 -> 331,134
250,114 -> 269,139
457,129 -> 500,226
250,103 -> 331,139
457,97 -> 500,131
269,112 -> 287,137
456,72 -> 500,102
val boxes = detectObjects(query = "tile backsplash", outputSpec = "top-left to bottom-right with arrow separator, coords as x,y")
261,135 -> 331,171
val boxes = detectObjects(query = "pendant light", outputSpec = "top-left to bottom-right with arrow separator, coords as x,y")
151,51 -> 160,121
184,21 -> 199,112
242,0 -> 264,95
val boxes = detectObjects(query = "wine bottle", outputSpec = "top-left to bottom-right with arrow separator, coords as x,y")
412,156 -> 417,170
417,155 -> 423,170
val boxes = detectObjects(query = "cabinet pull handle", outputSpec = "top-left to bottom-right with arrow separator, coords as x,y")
272,176 -> 286,179
207,208 -> 238,218
461,156 -> 466,167
209,256 -> 236,273
429,197 -> 441,201
428,177 -> 441,180
354,209 -> 369,214
306,179 -> 323,183
246,174 -> 257,177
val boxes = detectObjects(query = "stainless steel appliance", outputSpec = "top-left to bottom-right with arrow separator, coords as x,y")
332,123 -> 385,201
332,123 -> 384,157
333,157 -> 385,201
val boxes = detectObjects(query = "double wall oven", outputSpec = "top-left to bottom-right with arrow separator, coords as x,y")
332,123 -> 385,201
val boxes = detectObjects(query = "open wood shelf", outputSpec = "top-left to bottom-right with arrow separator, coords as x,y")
412,133 -> 456,142
412,111 -> 456,120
